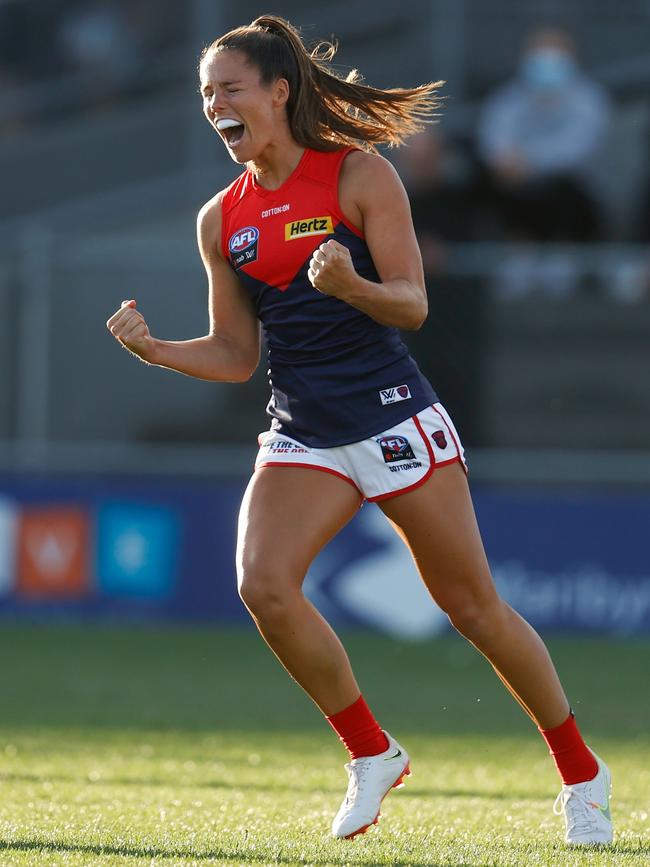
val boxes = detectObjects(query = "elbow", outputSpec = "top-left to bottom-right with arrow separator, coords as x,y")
204,360 -> 257,383
230,366 -> 256,383
230,353 -> 259,382
404,300 -> 428,331
409,312 -> 428,331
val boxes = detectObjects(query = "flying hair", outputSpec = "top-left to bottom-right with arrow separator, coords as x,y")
200,14 -> 444,152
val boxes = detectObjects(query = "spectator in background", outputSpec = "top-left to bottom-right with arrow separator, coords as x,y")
478,27 -> 611,298
57,0 -> 139,108
397,130 -> 486,445
0,0 -> 65,133
398,129 -> 479,272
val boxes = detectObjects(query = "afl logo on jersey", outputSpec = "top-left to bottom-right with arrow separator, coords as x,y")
229,226 -> 259,270
377,435 -> 416,464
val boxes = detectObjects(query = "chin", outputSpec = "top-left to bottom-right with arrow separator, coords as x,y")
227,144 -> 254,165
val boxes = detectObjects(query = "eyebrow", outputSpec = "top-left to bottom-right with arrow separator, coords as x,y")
201,79 -> 243,93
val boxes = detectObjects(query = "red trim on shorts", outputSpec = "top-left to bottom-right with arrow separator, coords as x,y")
255,461 -> 363,496
367,412 -> 437,503
435,456 -> 463,468
431,404 -> 468,474
413,412 -> 437,463
370,456 -> 463,502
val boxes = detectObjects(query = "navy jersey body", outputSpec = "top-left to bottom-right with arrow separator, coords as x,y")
220,147 -> 438,448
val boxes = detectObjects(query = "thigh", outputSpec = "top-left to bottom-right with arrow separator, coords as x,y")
237,466 -> 363,590
379,462 -> 498,611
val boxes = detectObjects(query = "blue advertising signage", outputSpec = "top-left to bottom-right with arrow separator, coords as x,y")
96,502 -> 181,599
0,473 -> 648,636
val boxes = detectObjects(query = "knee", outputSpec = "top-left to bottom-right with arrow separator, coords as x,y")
444,592 -> 507,643
237,561 -> 297,624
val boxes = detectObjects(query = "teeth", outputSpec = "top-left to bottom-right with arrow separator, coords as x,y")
217,118 -> 243,130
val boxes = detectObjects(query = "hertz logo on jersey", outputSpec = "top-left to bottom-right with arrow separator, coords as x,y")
285,216 -> 333,241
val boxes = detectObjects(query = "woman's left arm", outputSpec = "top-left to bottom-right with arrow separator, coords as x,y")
307,151 -> 428,330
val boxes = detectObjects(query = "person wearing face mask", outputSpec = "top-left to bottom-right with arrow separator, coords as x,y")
478,27 -> 611,297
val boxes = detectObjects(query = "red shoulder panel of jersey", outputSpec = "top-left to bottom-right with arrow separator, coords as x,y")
220,147 -> 362,291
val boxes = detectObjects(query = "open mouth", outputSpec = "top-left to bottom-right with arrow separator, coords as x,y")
216,118 -> 245,147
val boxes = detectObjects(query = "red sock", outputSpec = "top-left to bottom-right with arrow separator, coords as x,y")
326,695 -> 389,760
539,711 -> 599,785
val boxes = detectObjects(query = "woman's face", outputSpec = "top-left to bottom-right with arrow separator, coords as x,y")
200,49 -> 288,163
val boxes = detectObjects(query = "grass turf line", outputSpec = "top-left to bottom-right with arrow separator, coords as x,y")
0,626 -> 647,865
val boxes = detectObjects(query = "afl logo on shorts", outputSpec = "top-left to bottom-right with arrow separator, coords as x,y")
377,435 -> 416,463
229,226 -> 259,270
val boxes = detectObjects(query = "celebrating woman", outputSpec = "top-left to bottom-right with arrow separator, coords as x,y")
107,15 -> 612,846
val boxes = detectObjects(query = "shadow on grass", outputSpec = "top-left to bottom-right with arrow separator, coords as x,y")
0,837 -> 453,867
544,841 -> 650,859
0,770 -> 549,801
2,836 -> 649,866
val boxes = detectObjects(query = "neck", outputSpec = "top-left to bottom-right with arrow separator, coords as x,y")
249,137 -> 305,190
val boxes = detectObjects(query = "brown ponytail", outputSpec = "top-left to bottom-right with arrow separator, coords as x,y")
201,15 -> 443,152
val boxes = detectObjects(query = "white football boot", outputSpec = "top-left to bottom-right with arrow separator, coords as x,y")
331,731 -> 410,839
553,750 -> 613,845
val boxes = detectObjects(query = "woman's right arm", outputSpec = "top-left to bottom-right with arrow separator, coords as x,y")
106,194 -> 261,382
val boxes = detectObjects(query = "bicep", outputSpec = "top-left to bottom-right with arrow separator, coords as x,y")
207,257 -> 260,346
197,205 -> 260,357
352,158 -> 426,290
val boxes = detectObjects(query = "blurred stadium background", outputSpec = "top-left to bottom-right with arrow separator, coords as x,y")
1,0 -> 650,638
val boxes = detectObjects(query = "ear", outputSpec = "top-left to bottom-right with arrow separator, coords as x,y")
272,77 -> 290,108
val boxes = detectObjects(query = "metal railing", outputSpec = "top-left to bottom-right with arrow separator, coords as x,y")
1,207 -> 648,486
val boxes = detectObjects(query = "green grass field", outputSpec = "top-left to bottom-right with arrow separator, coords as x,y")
0,626 -> 647,866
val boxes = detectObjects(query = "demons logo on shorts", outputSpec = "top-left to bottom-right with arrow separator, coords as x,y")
431,430 -> 448,449
377,435 -> 416,463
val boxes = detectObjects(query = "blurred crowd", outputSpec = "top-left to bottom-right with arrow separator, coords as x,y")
1,3 -> 649,301
0,0 -> 184,129
397,27 -> 650,302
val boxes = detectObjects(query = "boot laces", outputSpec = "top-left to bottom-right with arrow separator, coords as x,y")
553,786 -> 598,836
343,759 -> 370,807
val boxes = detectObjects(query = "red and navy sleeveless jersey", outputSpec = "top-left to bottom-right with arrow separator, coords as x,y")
220,146 -> 438,447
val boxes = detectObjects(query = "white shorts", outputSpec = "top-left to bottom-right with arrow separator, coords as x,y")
255,403 -> 467,502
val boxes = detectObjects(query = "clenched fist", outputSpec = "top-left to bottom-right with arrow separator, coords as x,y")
307,239 -> 358,299
106,300 -> 155,362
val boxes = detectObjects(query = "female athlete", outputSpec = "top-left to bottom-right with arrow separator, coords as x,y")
106,15 -> 612,847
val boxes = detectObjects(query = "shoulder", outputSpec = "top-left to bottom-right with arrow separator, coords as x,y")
198,168 -> 251,237
340,149 -> 402,184
197,188 -> 229,260
339,150 -> 406,202
198,189 -> 225,223
337,150 -> 412,232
